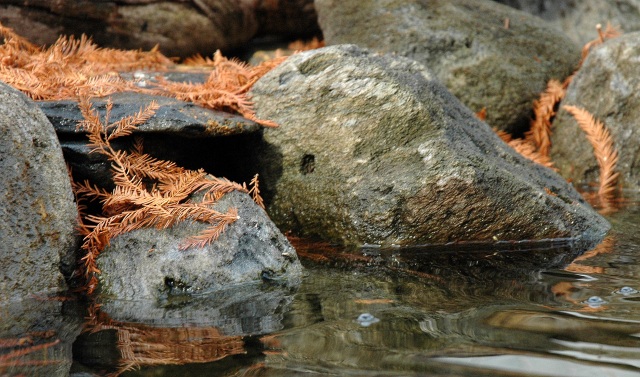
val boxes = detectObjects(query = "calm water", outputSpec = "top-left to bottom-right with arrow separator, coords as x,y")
2,191 -> 640,377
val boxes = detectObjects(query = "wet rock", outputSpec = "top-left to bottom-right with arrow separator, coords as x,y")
494,0 -> 640,47
550,32 -> 640,190
96,190 -> 302,301
39,90 -> 263,190
1,0 -> 320,58
250,45 -> 610,246
0,82 -> 78,299
314,0 -> 579,134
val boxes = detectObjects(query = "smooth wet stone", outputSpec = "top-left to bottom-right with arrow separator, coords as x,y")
0,82 -> 78,298
314,0 -> 580,134
97,190 -> 302,301
551,32 -> 640,190
250,45 -> 610,246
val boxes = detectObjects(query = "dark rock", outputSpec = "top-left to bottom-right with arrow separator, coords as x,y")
250,45 -> 609,246
0,82 -> 78,299
254,0 -> 321,39
551,32 -> 640,190
39,90 -> 263,190
314,0 -> 580,134
494,0 -> 640,47
96,190 -> 302,301
1,0 -> 320,58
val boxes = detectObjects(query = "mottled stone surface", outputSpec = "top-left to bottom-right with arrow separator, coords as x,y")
551,32 -> 640,189
315,0 -> 580,134
250,45 -> 609,246
97,190 -> 302,301
0,82 -> 78,299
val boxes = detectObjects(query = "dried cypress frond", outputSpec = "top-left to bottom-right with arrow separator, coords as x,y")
563,105 -> 619,202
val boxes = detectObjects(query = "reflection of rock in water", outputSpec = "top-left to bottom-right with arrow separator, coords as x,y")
0,296 -> 83,377
80,312 -> 245,375
74,281 -> 298,373
295,236 -> 600,289
97,280 -> 299,336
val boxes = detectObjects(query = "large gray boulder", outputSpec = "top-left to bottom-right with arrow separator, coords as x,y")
314,0 -> 580,134
495,0 -> 640,47
0,82 -> 78,299
551,32 -> 640,190
250,45 -> 609,246
97,190 -> 302,301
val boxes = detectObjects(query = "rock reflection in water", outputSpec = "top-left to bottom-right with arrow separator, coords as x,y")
73,281 -> 299,375
0,295 -> 83,377
80,310 -> 245,375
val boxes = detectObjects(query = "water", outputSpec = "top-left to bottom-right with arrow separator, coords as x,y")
2,192 -> 640,377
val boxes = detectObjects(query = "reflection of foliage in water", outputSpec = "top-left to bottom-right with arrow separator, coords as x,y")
84,305 -> 245,376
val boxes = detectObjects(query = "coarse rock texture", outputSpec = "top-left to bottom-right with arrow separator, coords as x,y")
551,32 -> 640,190
494,0 -> 640,47
0,82 -> 78,299
96,190 -> 302,301
0,0 -> 320,58
314,0 -> 580,134
39,89 -> 263,190
250,45 -> 610,247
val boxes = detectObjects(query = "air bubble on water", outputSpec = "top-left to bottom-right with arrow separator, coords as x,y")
583,296 -> 607,307
615,286 -> 638,295
356,313 -> 380,327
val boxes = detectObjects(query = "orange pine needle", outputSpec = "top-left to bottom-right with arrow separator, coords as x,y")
72,99 -> 257,294
525,79 -> 565,157
563,105 -> 619,202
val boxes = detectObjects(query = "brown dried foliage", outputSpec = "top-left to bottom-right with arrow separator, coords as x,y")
525,79 -> 565,157
84,307 -> 244,376
73,98 -> 263,294
0,336 -> 61,371
495,23 -> 622,201
0,22 -> 282,126
578,23 -> 622,69
563,105 -> 619,202
163,50 -> 287,127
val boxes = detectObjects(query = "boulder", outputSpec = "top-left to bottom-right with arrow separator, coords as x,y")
314,0 -> 580,134
39,89 -> 263,190
250,45 -> 609,246
0,82 -> 78,299
96,190 -> 302,301
551,32 -> 640,190
1,0 -> 320,58
494,0 -> 640,47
